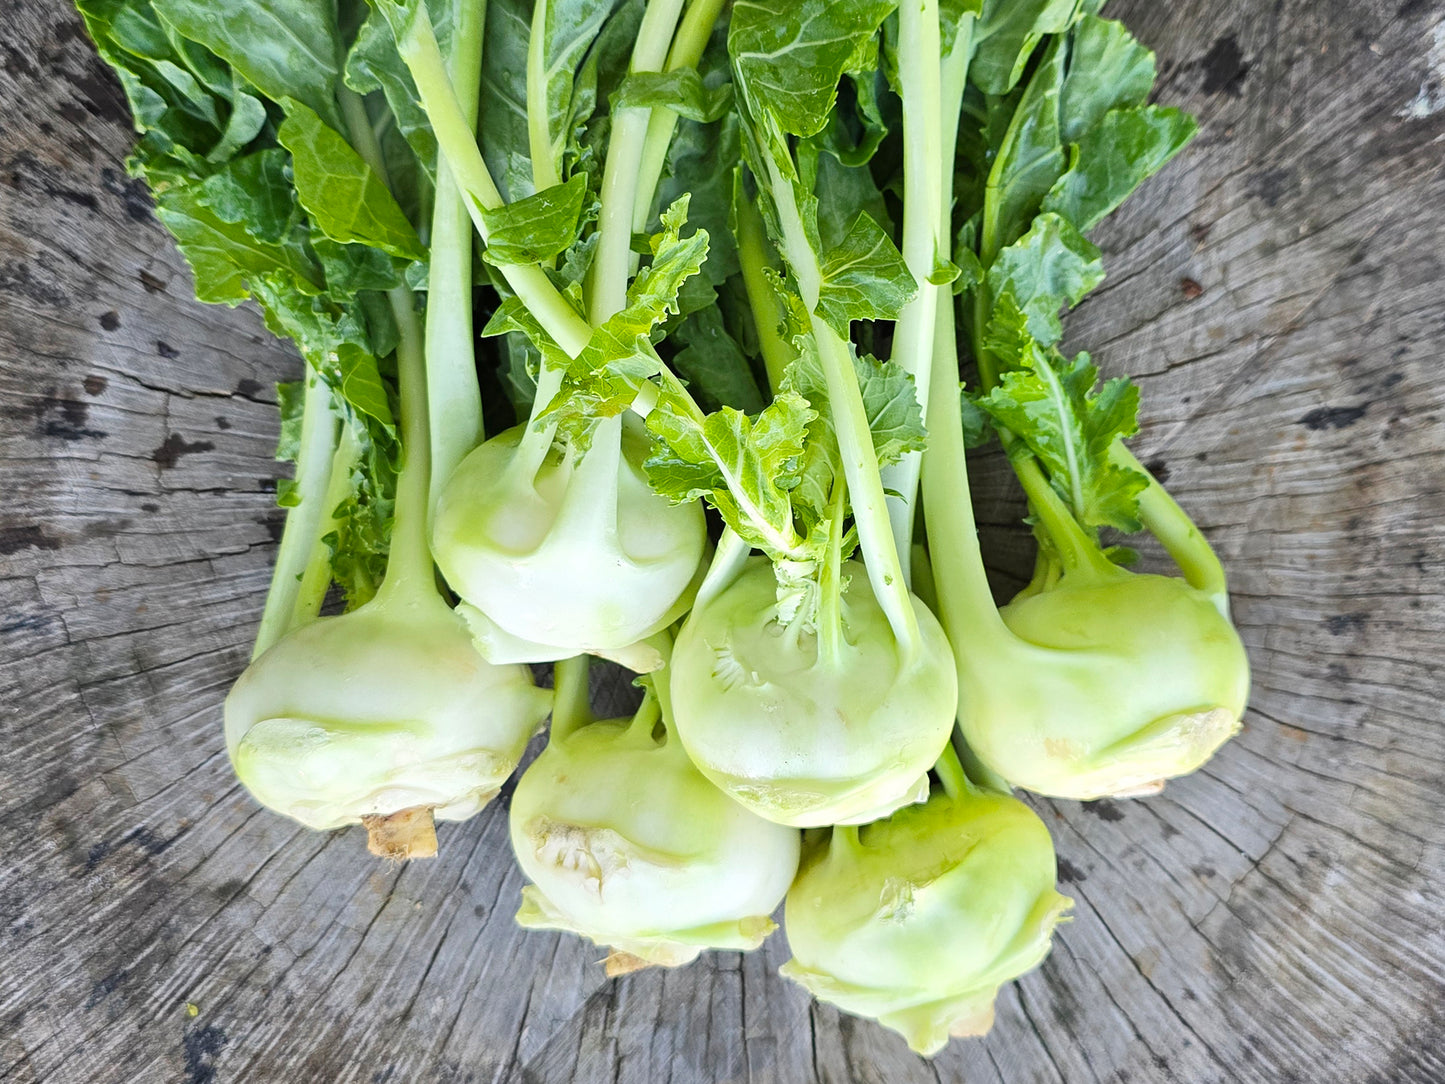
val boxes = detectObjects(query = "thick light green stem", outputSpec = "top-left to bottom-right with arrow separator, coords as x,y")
426,0 -> 487,518
375,286 -> 436,599
588,0 -> 689,323
253,372 -> 341,659
549,654 -> 594,741
1112,442 -> 1230,607
921,302 -> 1010,642
526,0 -> 561,192
392,8 -> 592,356
880,0 -> 946,585
765,156 -> 919,653
629,0 -> 728,235
336,88 -> 435,600
293,423 -> 362,620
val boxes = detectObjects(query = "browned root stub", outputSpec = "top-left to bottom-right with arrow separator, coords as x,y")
603,951 -> 654,977
363,806 -> 439,860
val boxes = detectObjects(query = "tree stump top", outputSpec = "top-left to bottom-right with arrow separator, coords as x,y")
2,2 -> 1442,1081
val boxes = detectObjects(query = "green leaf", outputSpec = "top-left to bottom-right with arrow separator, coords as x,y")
1043,105 -> 1196,231
940,0 -> 986,54
154,185 -> 321,305
274,378 -> 306,465
984,34 -> 1068,258
851,351 -> 928,468
645,383 -> 813,560
813,212 -> 916,338
479,174 -> 590,266
277,101 -> 425,260
658,114 -> 742,284
985,212 -> 1103,345
1057,13 -> 1155,143
729,0 -> 897,139
971,0 -> 1079,94
614,68 -> 733,123
150,0 -> 344,130
190,149 -> 296,243
978,309 -> 1146,533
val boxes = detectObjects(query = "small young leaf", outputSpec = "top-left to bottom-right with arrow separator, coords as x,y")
814,212 -> 917,338
480,173 -> 590,266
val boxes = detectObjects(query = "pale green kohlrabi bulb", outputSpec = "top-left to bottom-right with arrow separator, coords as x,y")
669,558 -> 957,828
509,697 -> 801,971
224,587 -> 551,853
431,414 -> 706,668
781,777 -> 1072,1055
961,570 -> 1250,800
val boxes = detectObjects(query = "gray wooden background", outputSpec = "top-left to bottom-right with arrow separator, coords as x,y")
3,0 -> 1443,1081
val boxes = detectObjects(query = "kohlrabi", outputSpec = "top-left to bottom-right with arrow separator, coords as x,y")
216,4 -> 551,856
919,4 -> 1249,800
384,0 -> 711,667
781,747 -> 1072,1056
664,0 -> 963,828
509,652 -> 800,971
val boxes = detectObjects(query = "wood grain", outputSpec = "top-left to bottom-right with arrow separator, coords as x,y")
2,1 -> 1443,1081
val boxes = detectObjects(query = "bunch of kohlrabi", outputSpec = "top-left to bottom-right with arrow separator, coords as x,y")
84,0 -> 1249,1057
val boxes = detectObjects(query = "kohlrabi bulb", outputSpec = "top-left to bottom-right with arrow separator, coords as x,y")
960,571 -> 1250,799
509,707 -> 801,970
431,415 -> 706,663
669,558 -> 957,827
225,589 -> 551,843
781,782 -> 1072,1056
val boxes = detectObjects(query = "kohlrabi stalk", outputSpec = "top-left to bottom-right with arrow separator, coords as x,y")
526,0 -> 561,193
879,0 -> 946,584
763,155 -> 919,655
629,0 -> 729,239
588,0 -> 689,322
733,187 -> 794,393
252,372 -> 341,659
426,0 -> 488,518
509,648 -> 800,972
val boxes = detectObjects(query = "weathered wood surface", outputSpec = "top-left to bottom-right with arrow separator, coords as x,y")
2,0 -> 1443,1081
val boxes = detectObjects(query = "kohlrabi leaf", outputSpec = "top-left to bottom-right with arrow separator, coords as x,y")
985,212 -> 1103,345
852,352 -> 928,468
645,382 -> 813,561
1043,105 -> 1196,231
154,186 -> 322,304
984,34 -> 1067,258
978,302 -> 1147,533
658,114 -> 742,283
615,68 -> 734,123
1057,13 -> 1156,143
480,173 -> 590,266
971,0 -> 1078,94
530,0 -> 620,186
729,0 -> 897,139
939,0 -> 985,54
189,149 -> 297,244
278,101 -> 426,261
150,0 -> 345,130
814,212 -> 916,339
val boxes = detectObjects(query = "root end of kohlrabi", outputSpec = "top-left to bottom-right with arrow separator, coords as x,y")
603,950 -> 655,977
364,805 -> 438,860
